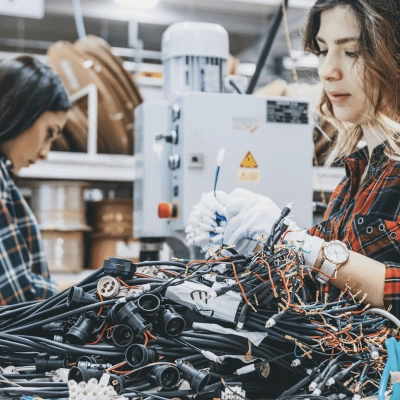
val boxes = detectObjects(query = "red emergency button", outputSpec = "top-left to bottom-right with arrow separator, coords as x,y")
158,202 -> 178,219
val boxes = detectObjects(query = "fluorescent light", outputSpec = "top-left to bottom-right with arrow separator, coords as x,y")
114,0 -> 161,8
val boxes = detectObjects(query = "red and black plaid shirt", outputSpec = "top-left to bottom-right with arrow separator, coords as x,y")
309,143 -> 400,317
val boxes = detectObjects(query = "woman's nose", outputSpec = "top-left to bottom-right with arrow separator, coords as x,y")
38,143 -> 51,160
318,52 -> 342,82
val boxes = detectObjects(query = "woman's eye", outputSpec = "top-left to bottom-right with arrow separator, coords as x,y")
47,128 -> 54,140
316,50 -> 328,57
345,51 -> 358,58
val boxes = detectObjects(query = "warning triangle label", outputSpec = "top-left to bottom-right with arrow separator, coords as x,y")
240,151 -> 258,168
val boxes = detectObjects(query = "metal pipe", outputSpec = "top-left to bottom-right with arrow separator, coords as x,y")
246,0 -> 289,94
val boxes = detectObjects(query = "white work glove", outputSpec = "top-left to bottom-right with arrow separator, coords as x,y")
283,229 -> 324,268
223,188 -> 291,254
186,190 -> 229,251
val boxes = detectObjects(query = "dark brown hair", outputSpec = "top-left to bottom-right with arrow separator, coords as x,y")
0,55 -> 71,143
303,0 -> 400,162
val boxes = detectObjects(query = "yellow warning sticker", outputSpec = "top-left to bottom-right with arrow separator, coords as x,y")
238,169 -> 260,183
240,151 -> 258,168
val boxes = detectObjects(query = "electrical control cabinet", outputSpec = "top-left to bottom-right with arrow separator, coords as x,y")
134,100 -> 171,238
134,92 -> 314,240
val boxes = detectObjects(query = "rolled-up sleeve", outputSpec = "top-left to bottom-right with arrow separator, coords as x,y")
384,262 -> 400,317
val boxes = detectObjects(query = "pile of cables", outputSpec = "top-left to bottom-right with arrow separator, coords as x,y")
0,239 -> 397,399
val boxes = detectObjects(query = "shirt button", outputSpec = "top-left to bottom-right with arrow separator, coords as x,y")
358,217 -> 364,225
366,226 -> 373,234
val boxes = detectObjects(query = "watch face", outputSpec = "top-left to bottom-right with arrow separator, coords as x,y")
325,241 -> 349,264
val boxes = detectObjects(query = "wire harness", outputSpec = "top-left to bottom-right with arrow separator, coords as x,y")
0,224 -> 397,399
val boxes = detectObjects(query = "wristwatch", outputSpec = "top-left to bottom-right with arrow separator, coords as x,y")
316,240 -> 349,283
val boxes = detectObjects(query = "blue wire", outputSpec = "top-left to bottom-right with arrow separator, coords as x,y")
293,344 -> 302,359
214,166 -> 220,197
378,361 -> 390,400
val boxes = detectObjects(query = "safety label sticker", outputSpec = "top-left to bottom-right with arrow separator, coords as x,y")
240,151 -> 258,168
266,100 -> 308,124
239,152 -> 260,182
238,169 -> 260,183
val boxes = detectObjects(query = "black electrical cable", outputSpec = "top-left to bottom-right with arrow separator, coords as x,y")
2,298 -> 116,334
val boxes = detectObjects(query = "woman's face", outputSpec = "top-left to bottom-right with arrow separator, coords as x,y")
1,110 -> 68,174
317,6 -> 372,125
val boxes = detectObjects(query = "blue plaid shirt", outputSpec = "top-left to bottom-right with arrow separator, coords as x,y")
0,153 -> 58,304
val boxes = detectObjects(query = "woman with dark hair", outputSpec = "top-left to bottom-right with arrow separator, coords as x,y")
0,55 -> 71,304
187,0 -> 400,316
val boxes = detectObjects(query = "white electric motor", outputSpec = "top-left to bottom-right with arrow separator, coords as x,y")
162,22 -> 229,100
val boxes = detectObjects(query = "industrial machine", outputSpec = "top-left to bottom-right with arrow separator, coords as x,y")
134,20 -> 314,259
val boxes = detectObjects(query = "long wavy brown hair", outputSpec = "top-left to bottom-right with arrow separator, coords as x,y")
303,0 -> 400,165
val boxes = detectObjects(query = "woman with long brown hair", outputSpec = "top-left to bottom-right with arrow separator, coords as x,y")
0,55 -> 71,304
187,0 -> 400,316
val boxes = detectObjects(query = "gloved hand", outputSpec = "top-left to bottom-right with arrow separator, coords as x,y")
223,188 -> 284,253
186,190 -> 229,251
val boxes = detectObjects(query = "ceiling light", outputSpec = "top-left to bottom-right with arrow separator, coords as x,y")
114,0 -> 161,8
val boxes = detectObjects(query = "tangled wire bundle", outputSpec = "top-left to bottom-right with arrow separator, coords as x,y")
0,240 -> 396,399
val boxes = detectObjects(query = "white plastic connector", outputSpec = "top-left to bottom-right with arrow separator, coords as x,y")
68,380 -> 78,389
97,276 -> 121,298
201,350 -> 221,363
78,381 -> 86,389
338,394 -> 346,399
312,388 -> 322,396
217,148 -> 225,167
203,274 -> 217,282
291,359 -> 301,367
309,381 -> 318,392
370,349 -> 379,360
139,283 -> 151,292
286,202 -> 294,210
235,364 -> 256,375
236,321 -> 244,330
86,378 -> 98,391
51,368 -> 69,382
265,318 -> 276,328
306,369 -> 313,375
327,377 -> 335,386
282,215 -> 293,226
207,291 -> 218,299
352,394 -> 361,400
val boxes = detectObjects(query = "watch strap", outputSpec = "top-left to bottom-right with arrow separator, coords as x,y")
316,259 -> 337,283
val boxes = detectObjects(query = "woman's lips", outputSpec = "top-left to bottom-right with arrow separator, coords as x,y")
329,92 -> 351,104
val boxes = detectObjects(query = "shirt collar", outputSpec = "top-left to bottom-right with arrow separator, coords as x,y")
0,151 -> 14,171
346,141 -> 388,179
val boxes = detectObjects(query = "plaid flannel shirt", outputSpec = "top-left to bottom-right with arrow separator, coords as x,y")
309,143 -> 400,317
0,153 -> 58,304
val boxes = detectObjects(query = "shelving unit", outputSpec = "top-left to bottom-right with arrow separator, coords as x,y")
18,152 -> 136,181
